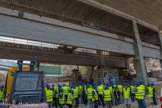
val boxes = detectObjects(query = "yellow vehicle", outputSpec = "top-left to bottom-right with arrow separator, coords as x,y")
6,66 -> 30,103
5,60 -> 47,108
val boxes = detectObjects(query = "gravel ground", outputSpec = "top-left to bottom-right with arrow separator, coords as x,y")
51,98 -> 161,108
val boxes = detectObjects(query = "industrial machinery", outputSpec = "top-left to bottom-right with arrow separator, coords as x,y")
5,60 -> 48,108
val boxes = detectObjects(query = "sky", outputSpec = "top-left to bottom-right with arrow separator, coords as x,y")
0,59 -> 17,75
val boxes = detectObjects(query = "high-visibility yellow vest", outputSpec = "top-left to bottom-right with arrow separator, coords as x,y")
59,93 -> 65,104
101,84 -> 104,89
76,87 -> 79,95
45,87 -> 47,91
46,89 -> 53,102
130,86 -> 135,94
147,87 -> 153,98
55,87 -> 59,98
114,84 -> 117,88
63,86 -> 69,95
87,88 -> 93,99
79,86 -> 83,94
67,93 -> 73,104
123,87 -> 130,99
52,87 -> 55,98
92,89 -> 98,101
113,89 -> 119,98
104,89 -> 111,101
0,90 -> 4,101
72,88 -> 78,99
109,86 -> 113,94
98,86 -> 103,95
135,86 -> 144,100
118,85 -> 123,93
140,85 -> 145,96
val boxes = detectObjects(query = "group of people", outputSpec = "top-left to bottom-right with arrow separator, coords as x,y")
45,81 -> 157,108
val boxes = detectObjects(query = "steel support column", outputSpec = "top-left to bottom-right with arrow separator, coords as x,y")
133,20 -> 148,83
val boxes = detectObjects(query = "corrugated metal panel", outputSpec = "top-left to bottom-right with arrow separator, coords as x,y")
39,65 -> 61,75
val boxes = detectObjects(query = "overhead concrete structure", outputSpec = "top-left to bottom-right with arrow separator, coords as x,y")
81,0 -> 162,31
0,0 -> 161,82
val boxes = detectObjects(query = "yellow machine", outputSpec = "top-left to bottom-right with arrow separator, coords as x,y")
6,66 -> 30,103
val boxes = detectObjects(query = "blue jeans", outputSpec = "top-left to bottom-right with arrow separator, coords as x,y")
136,99 -> 146,108
60,104 -> 63,108
111,96 -> 113,105
114,96 -> 119,106
55,98 -> 59,108
0,100 -> 3,108
82,94 -> 87,105
88,99 -> 93,108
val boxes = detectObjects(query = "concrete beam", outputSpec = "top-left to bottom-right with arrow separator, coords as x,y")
0,46 -> 98,66
0,7 -> 161,59
0,43 -> 126,68
78,0 -> 159,31
0,12 -> 135,55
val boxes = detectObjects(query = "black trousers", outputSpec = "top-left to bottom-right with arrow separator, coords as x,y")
153,95 -> 157,105
131,94 -> 135,102
93,100 -> 98,108
98,95 -> 105,107
65,95 -> 68,102
68,104 -> 72,108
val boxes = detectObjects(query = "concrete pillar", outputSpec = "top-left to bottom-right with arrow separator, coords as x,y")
158,32 -> 162,69
97,50 -> 105,83
132,20 -> 148,83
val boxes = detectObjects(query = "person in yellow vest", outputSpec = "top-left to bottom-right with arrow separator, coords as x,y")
133,82 -> 146,108
146,83 -> 153,107
139,81 -> 146,107
130,83 -> 135,102
151,83 -> 157,105
66,89 -> 73,108
92,85 -> 98,108
123,83 -> 131,108
139,81 -> 146,98
117,83 -> 123,104
46,84 -> 53,108
79,84 -> 83,102
59,88 -> 65,108
82,84 -> 87,105
97,82 -> 105,107
62,84 -> 69,102
86,85 -> 93,108
76,85 -> 79,105
72,85 -> 79,108
55,84 -> 61,108
113,86 -> 119,106
0,85 -> 4,108
107,83 -> 113,106
45,84 -> 49,91
52,84 -> 55,107
103,86 -> 112,108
